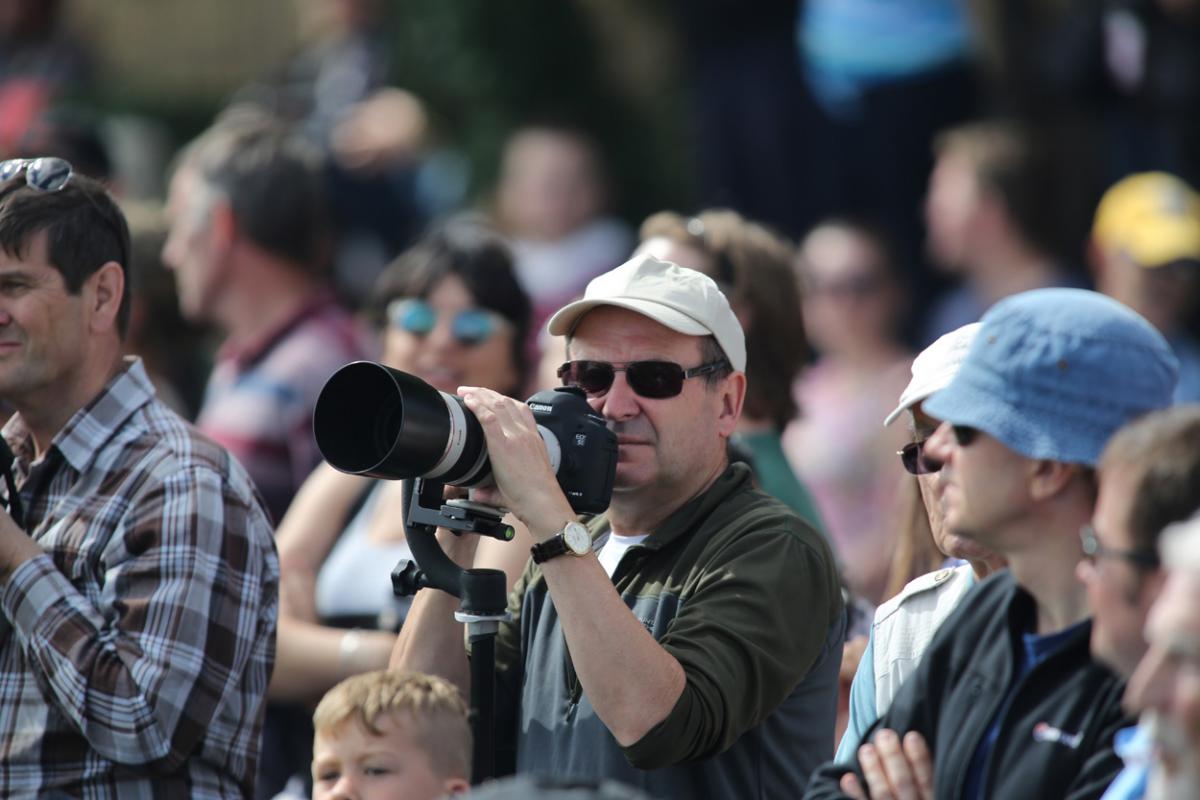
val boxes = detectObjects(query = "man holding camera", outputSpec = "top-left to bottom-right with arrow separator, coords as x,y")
392,254 -> 845,798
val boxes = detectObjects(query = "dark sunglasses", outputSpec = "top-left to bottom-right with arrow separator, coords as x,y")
1079,523 -> 1159,570
557,359 -> 730,399
387,298 -> 508,347
952,425 -> 979,447
898,440 -> 942,475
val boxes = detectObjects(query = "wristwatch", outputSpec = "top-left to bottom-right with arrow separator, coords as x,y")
530,520 -> 591,564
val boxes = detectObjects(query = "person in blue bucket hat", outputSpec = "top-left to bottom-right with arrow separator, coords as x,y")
806,288 -> 1179,800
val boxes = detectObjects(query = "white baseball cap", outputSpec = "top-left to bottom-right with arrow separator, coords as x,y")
883,322 -> 982,427
546,253 -> 747,372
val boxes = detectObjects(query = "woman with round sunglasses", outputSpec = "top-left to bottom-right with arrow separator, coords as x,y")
267,219 -> 530,708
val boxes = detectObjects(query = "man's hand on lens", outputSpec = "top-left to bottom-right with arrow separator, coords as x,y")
458,386 -> 576,540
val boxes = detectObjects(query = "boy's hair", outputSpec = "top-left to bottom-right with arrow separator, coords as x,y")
314,670 -> 472,780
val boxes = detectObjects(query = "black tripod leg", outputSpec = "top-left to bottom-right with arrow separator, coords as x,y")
468,628 -> 496,783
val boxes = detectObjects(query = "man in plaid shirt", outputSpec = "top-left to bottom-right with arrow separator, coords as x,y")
0,159 -> 278,797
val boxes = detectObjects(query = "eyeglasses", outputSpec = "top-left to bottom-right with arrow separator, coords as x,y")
899,440 -> 942,475
0,157 -> 73,192
952,425 -> 979,447
387,298 -> 508,347
1079,523 -> 1159,570
557,359 -> 730,399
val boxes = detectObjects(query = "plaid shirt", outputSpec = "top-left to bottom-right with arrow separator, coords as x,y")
197,292 -> 370,524
0,358 -> 279,799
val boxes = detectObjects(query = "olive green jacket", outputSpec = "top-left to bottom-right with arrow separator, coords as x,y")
495,463 -> 845,799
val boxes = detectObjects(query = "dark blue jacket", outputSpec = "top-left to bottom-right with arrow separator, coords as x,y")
806,571 -> 1131,800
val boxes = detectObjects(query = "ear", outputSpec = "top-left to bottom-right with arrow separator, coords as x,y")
442,776 -> 471,796
715,371 -> 747,439
1027,458 -> 1079,503
85,261 -> 125,335
208,197 -> 239,254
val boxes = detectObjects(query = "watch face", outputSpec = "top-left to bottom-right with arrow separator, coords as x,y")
563,521 -> 590,555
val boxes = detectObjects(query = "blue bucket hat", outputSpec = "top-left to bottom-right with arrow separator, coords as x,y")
923,288 -> 1179,466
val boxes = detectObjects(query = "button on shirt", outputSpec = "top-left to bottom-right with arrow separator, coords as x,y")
0,358 -> 279,798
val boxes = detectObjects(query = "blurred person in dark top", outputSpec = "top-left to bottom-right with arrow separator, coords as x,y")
162,109 -> 370,527
922,120 -> 1078,345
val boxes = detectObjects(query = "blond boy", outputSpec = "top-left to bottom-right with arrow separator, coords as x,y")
312,670 -> 471,800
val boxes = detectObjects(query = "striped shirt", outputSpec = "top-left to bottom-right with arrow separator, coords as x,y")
197,292 -> 370,524
0,357 -> 279,799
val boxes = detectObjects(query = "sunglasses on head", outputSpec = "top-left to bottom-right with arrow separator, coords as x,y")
898,440 -> 942,475
387,298 -> 507,347
0,156 -> 73,192
1,156 -> 129,272
557,359 -> 730,399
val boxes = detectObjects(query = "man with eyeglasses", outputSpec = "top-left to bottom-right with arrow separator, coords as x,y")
1124,517 -> 1200,800
837,322 -> 1006,762
1075,406 -> 1200,800
392,254 -> 844,798
0,161 -> 278,797
806,288 -> 1178,800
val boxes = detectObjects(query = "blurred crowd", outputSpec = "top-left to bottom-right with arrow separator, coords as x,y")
2,0 -> 1200,798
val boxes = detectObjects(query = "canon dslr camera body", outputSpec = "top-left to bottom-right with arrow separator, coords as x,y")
313,361 -> 616,514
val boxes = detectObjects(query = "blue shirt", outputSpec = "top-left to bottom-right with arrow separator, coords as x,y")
962,622 -> 1088,800
1100,723 -> 1151,800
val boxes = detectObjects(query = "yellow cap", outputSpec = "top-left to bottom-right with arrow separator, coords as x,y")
1092,172 -> 1200,268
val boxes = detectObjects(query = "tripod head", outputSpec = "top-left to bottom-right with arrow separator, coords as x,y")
391,477 -> 510,616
